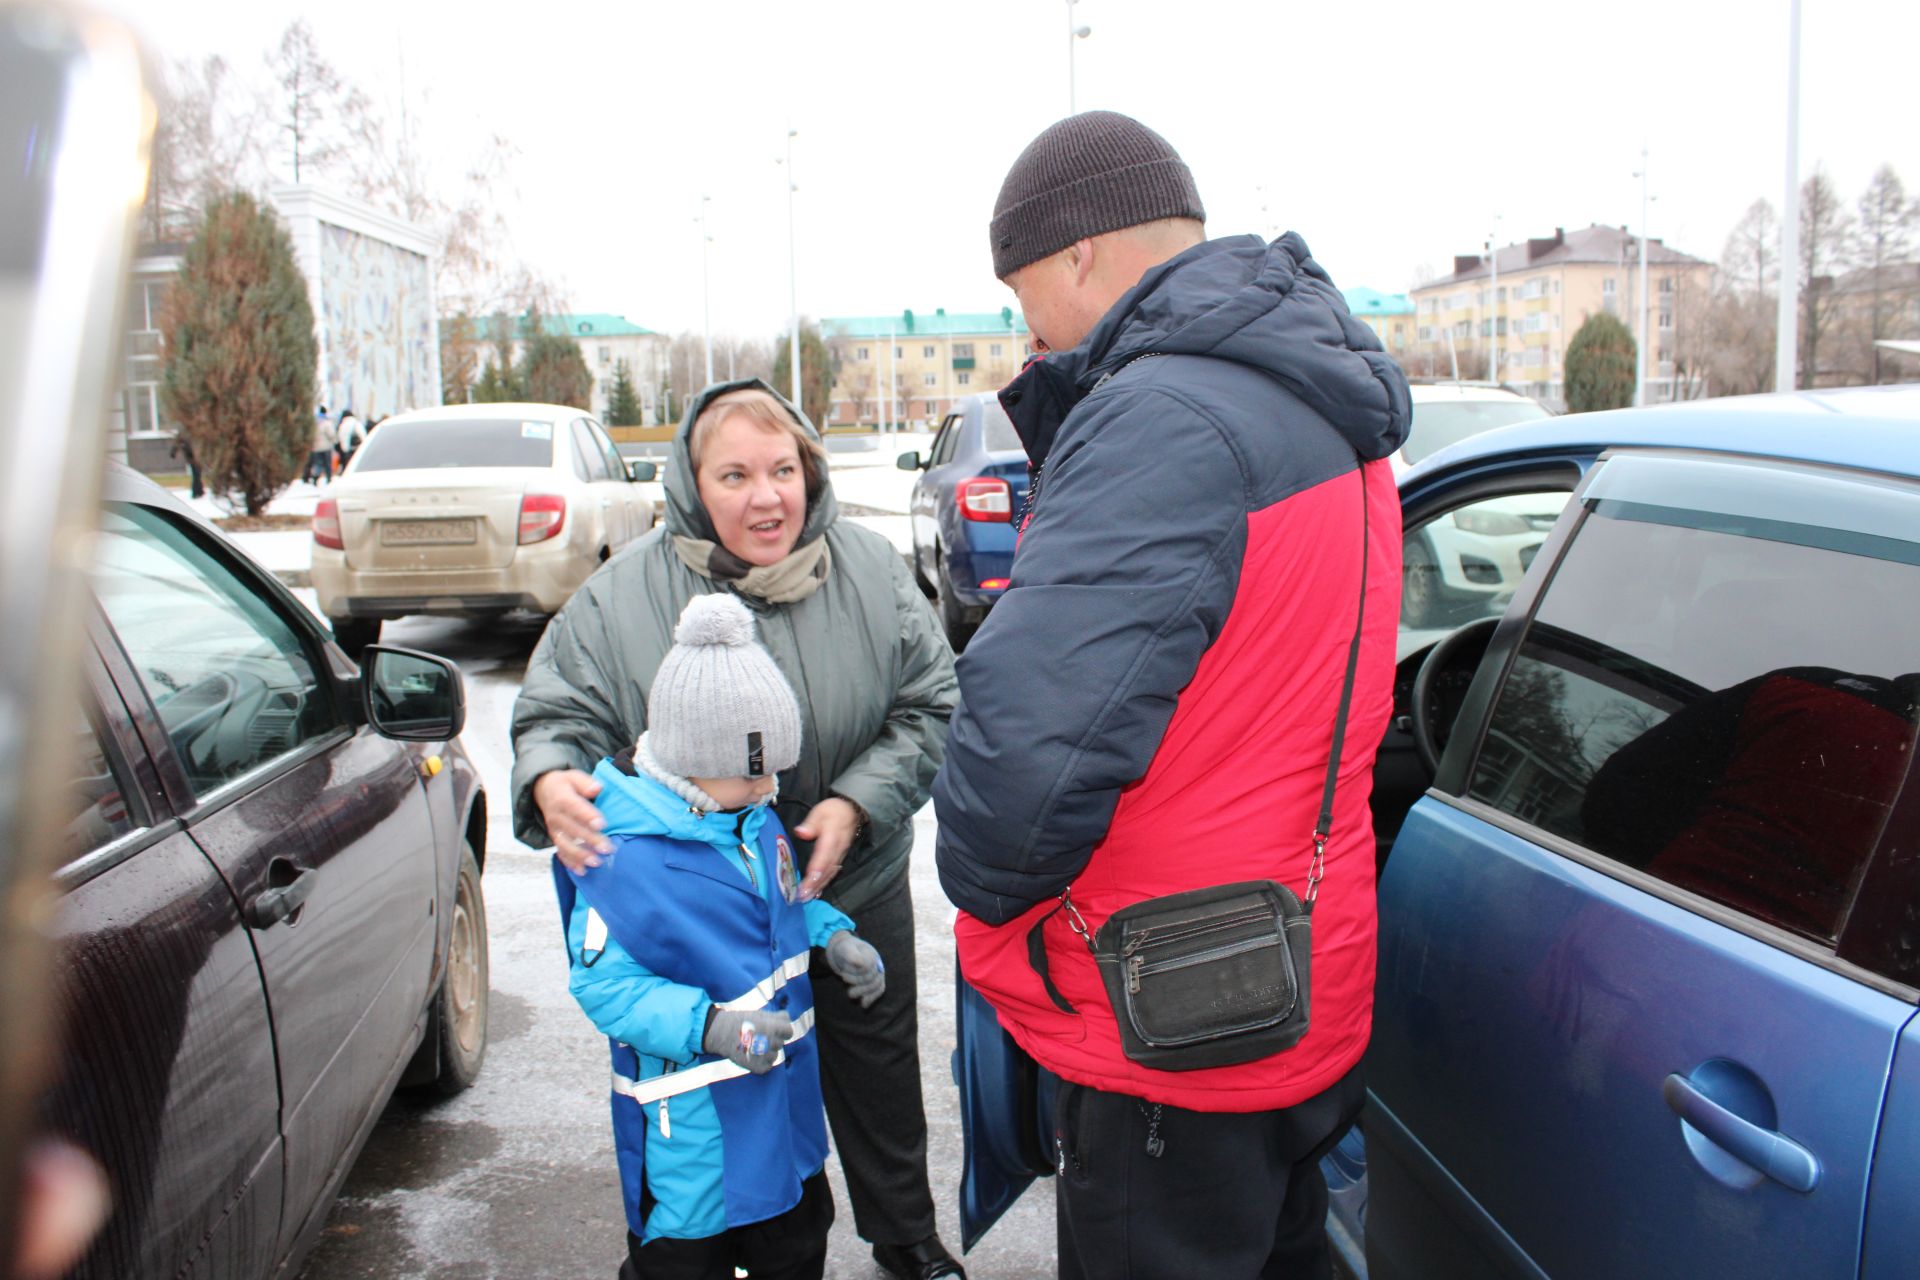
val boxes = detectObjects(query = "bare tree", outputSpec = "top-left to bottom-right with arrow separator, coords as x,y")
1798,169 -> 1855,388
143,56 -> 270,243
1855,166 -> 1916,383
269,20 -> 357,184
1722,199 -> 1777,300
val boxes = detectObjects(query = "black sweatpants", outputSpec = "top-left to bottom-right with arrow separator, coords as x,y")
1052,1064 -> 1366,1280
807,877 -> 938,1246
619,1170 -> 834,1280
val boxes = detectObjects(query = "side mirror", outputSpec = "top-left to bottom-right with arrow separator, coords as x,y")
362,645 -> 466,741
896,451 -> 923,471
627,459 -> 658,482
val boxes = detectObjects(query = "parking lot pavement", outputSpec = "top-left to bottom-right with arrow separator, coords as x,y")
296,613 -> 1056,1280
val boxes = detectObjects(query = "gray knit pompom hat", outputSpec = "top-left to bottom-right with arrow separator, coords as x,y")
645,594 -> 802,781
989,110 -> 1206,279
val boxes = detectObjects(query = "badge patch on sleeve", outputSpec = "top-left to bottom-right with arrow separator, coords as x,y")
775,834 -> 799,904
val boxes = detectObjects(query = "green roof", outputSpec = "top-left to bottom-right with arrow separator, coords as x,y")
461,312 -> 656,339
824,309 -> 1027,339
1342,287 -> 1413,318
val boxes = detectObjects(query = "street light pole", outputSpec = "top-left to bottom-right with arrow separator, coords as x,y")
699,195 -> 714,387
1634,145 -> 1650,406
1066,1 -> 1091,114
1776,0 -> 1802,392
1488,217 -> 1500,384
784,128 -> 801,412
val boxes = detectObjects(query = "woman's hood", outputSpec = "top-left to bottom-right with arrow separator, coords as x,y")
662,378 -> 840,546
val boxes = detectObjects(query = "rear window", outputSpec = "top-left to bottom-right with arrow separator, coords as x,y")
351,419 -> 558,471
982,401 -> 1022,454
1402,398 -> 1549,466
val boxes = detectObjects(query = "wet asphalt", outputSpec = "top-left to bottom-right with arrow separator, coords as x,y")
295,611 -> 1056,1280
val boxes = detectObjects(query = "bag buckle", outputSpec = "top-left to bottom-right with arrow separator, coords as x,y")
1306,831 -> 1328,905
1060,889 -> 1096,955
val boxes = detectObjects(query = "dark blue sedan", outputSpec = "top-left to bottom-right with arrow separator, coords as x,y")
956,385 -> 1920,1280
897,393 -> 1028,648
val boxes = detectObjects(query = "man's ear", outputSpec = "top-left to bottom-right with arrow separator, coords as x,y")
1066,238 -> 1096,286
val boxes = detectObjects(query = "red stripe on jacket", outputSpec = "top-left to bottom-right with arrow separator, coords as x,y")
955,461 -> 1402,1112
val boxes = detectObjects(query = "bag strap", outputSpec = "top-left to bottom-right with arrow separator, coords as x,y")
1306,459 -> 1372,905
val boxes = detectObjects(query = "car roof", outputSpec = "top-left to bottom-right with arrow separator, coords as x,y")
101,459 -> 215,523
1408,385 -> 1920,481
377,403 -> 582,425
1407,382 -> 1535,404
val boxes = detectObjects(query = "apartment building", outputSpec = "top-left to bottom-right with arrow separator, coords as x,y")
822,308 -> 1031,427
1343,287 -> 1415,357
463,312 -> 669,424
1409,224 -> 1712,409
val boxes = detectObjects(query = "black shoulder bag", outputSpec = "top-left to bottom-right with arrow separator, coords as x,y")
1032,466 -> 1371,1072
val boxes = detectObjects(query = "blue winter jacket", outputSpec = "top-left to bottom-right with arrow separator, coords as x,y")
555,756 -> 853,1242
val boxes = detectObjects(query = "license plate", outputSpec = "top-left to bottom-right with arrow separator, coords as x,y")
381,518 -> 478,545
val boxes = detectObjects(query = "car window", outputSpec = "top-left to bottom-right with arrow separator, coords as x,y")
92,503 -> 341,797
1402,397 -> 1550,467
930,416 -> 962,466
1462,459 -> 1920,946
570,421 -> 609,481
982,400 -> 1022,454
587,419 -> 627,478
61,701 -> 139,861
1402,490 -> 1568,635
351,418 -> 557,470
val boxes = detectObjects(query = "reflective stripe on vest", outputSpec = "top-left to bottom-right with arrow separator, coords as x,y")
612,1007 -> 816,1105
715,950 -> 811,1012
583,908 -> 609,963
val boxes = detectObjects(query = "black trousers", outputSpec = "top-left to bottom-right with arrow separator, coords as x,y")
808,877 -> 938,1246
1053,1064 -> 1366,1280
619,1170 -> 833,1280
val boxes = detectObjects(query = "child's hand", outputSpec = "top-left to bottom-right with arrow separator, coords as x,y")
703,1008 -> 793,1073
825,931 -> 886,1008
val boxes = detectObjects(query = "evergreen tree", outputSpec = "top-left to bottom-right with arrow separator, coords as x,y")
606,359 -> 643,425
770,320 -> 834,427
469,312 -> 524,402
517,310 -> 592,409
159,190 -> 315,514
1563,312 -> 1637,413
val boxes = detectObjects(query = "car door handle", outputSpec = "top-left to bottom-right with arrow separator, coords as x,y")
1662,1073 -> 1821,1193
247,863 -> 315,929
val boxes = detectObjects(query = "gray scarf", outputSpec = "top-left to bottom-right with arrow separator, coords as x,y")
671,533 -> 831,604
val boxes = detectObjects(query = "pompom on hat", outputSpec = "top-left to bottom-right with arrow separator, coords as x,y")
643,594 -> 802,782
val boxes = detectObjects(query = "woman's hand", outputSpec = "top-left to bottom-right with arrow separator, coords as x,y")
535,769 -> 612,872
794,796 -> 863,901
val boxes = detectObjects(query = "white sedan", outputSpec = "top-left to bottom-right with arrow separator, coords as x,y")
311,403 -> 656,652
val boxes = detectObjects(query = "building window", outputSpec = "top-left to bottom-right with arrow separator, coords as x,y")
1659,308 -> 1673,330
857,346 -> 870,360
894,345 -> 903,359
922,345 -> 936,358
956,372 -> 971,386
990,343 -> 1004,357
923,372 -> 938,387
953,342 -> 974,359
1659,277 -> 1675,295
1603,279 -> 1617,295
1418,326 -> 1434,341
598,345 -> 611,365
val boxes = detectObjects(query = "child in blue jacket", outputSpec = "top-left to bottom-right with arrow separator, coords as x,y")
554,594 -> 886,1280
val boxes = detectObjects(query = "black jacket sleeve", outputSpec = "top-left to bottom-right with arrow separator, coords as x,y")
933,383 -> 1248,923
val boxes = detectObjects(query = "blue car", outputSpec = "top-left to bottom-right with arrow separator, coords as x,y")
957,385 -> 1920,1279
897,393 -> 1029,648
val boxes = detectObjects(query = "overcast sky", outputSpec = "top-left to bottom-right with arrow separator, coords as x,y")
110,0 -> 1919,340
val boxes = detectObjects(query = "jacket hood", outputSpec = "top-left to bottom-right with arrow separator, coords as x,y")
591,757 -> 770,850
1005,233 -> 1410,463
663,378 -> 840,547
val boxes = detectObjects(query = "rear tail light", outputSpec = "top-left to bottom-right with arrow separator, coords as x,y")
312,499 -> 343,550
518,494 -> 567,545
957,477 -> 1012,522
979,577 -> 1010,590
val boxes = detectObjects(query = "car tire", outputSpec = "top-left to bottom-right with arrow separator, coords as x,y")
330,616 -> 382,656
413,843 -> 489,1097
936,552 -> 977,652
1401,537 -> 1442,628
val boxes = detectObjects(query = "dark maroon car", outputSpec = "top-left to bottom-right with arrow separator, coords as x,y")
44,463 -> 490,1279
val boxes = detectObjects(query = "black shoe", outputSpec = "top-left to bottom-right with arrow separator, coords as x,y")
872,1235 -> 965,1280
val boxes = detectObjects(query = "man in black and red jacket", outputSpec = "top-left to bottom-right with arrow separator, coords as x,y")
934,112 -> 1409,1277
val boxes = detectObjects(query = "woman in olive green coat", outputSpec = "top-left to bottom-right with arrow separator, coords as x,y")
512,381 -> 965,1280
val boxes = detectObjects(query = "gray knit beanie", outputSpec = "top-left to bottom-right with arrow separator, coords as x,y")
644,595 -> 802,781
989,110 -> 1206,279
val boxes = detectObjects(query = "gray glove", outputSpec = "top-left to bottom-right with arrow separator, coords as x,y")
703,1008 -> 793,1074
826,931 -> 886,1008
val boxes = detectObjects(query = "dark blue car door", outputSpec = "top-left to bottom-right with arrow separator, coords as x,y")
1366,449 -> 1920,1280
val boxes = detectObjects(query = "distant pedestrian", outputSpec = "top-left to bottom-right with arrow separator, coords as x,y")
554,594 -> 888,1280
305,405 -> 335,484
170,433 -> 204,499
334,407 -> 364,472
